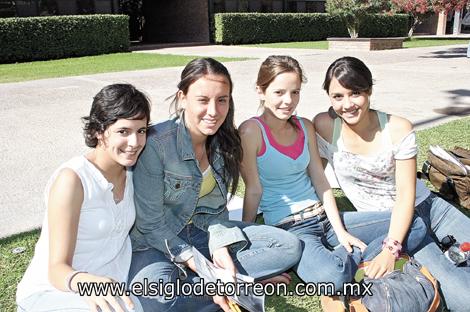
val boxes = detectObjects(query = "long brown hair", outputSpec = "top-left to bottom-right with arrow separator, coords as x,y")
170,58 -> 242,196
256,55 -> 306,130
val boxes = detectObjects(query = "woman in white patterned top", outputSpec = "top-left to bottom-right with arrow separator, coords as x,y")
314,56 -> 470,311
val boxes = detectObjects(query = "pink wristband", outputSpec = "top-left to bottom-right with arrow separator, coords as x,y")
382,237 -> 402,259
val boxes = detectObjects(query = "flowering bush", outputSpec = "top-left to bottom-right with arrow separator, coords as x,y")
391,0 -> 433,36
432,0 -> 468,13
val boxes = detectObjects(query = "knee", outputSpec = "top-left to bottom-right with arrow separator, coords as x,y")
130,263 -> 178,305
406,217 -> 428,252
296,254 -> 354,292
278,230 -> 302,266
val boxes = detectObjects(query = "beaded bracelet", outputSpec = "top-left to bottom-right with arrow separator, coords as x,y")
382,237 -> 402,259
65,270 -> 86,293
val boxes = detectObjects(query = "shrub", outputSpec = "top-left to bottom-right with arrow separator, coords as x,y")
0,15 -> 129,63
214,13 -> 409,44
359,14 -> 409,38
215,13 -> 343,44
325,0 -> 390,38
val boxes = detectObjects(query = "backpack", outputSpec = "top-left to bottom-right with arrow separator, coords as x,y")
348,255 -> 440,312
421,146 -> 470,209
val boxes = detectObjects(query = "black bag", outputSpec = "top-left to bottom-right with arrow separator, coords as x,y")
421,146 -> 470,209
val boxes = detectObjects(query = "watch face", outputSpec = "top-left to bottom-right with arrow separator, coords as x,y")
440,235 -> 456,251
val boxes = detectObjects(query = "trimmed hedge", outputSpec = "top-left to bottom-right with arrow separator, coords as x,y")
214,13 -> 409,44
360,14 -> 409,38
0,15 -> 129,63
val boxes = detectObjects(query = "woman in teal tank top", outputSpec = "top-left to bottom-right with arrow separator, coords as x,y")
239,56 -> 426,303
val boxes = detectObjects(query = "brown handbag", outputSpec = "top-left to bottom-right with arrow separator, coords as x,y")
421,146 -> 470,209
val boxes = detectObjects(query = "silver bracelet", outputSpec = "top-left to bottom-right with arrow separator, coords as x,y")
65,270 -> 86,293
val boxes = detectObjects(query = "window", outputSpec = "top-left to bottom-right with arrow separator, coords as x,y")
260,0 -> 272,12
213,0 -> 225,13
77,0 -> 94,14
39,0 -> 58,15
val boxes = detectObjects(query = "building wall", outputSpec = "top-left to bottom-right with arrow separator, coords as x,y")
143,0 -> 210,43
14,0 -> 117,17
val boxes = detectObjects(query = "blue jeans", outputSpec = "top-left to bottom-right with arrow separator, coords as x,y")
128,222 -> 301,312
278,211 -> 426,293
413,193 -> 470,311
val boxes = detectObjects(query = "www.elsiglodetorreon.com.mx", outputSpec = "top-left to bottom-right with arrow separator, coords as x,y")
77,279 -> 373,299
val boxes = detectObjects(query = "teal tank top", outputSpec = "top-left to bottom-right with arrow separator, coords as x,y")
254,116 -> 320,225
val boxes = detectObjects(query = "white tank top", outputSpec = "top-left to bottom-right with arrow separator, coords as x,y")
17,155 -> 135,302
316,111 -> 430,212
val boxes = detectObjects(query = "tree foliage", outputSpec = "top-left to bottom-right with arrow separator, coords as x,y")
391,0 -> 434,36
325,0 -> 389,38
391,0 -> 468,36
432,0 -> 468,13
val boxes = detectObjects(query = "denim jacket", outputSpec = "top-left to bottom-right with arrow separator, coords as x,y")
130,116 -> 247,263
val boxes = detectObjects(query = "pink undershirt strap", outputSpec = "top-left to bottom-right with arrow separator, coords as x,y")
253,116 -> 305,160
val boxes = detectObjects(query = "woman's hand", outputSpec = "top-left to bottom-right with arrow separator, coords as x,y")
73,273 -> 134,312
364,249 -> 396,279
336,230 -> 367,253
184,257 -> 198,273
212,246 -> 237,277
211,247 -> 238,311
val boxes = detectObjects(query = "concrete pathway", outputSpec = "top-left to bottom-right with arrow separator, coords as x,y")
1,44 -> 469,238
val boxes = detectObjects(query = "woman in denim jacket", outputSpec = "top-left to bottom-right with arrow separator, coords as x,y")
128,58 -> 302,312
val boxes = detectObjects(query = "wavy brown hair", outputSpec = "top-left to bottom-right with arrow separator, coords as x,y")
170,58 -> 242,197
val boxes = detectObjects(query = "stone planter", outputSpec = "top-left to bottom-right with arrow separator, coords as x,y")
327,37 -> 406,51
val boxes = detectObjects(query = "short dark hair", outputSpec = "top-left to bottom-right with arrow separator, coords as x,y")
323,56 -> 373,94
82,83 -> 151,148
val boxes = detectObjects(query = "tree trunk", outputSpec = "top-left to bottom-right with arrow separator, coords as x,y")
408,17 -> 420,37
346,19 -> 360,38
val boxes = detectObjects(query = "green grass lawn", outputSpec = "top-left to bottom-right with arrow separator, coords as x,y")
0,53 -> 246,84
1,117 -> 469,311
403,38 -> 469,48
0,230 -> 40,311
403,37 -> 470,48
242,37 -> 469,50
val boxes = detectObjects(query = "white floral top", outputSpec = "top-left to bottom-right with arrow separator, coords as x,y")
316,110 -> 430,212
